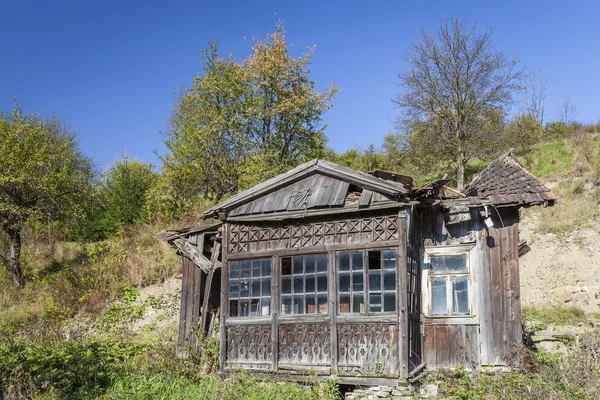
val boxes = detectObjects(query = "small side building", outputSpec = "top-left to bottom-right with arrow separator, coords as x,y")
158,153 -> 555,384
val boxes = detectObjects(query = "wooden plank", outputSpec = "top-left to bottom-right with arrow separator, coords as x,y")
191,234 -> 204,346
435,325 -> 450,368
200,241 -> 221,335
330,180 -> 350,205
177,256 -> 189,350
423,325 -> 436,368
172,237 -> 213,273
183,257 -> 195,348
397,215 -> 409,378
358,190 -> 373,208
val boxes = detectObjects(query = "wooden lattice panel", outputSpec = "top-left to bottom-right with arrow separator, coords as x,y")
278,324 -> 331,366
337,323 -> 399,376
226,325 -> 272,369
229,212 -> 400,253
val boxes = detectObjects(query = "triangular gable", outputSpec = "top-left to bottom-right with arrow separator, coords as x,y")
201,159 -> 408,219
465,152 -> 556,207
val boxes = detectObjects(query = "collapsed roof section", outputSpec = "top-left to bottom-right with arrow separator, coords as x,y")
465,152 -> 556,207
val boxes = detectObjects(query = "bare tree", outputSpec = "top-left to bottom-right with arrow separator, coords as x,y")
395,17 -> 522,191
559,94 -> 578,126
522,69 -> 548,124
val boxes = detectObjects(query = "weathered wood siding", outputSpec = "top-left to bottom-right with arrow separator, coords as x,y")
423,325 -> 479,368
478,207 -> 522,366
419,205 -> 522,370
178,233 -> 207,350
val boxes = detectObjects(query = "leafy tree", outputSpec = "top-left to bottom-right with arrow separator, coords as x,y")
501,113 -> 544,153
101,157 -> 157,231
164,23 -> 338,203
395,17 -> 522,190
0,105 -> 92,287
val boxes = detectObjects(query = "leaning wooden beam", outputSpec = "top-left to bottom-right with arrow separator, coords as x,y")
200,241 -> 221,335
172,237 -> 213,273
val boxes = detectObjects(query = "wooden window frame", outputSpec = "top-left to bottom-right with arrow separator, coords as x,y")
279,253 -> 329,316
337,247 -> 399,315
228,257 -> 272,319
423,244 -> 474,318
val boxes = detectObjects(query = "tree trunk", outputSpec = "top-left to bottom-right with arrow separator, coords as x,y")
5,228 -> 24,287
457,157 -> 466,192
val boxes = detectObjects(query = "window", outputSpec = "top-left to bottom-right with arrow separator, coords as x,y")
338,249 -> 397,314
428,254 -> 469,315
281,254 -> 328,315
229,259 -> 271,317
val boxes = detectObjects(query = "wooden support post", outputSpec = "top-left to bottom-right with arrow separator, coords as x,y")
398,211 -> 409,379
220,224 -> 229,372
200,240 -> 221,335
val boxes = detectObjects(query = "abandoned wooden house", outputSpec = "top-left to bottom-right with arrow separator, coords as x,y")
157,152 -> 556,384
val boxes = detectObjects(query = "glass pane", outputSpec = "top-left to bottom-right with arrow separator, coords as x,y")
252,260 -> 261,277
339,253 -> 350,271
262,259 -> 271,276
239,300 -> 249,317
317,275 -> 328,292
369,272 -> 381,291
281,296 -> 292,315
339,273 -> 350,292
305,255 -> 316,273
305,275 -> 315,293
262,278 -> 271,296
230,262 -> 239,278
229,300 -> 238,317
340,294 -> 350,313
383,271 -> 396,290
293,257 -> 304,274
352,293 -> 364,313
369,293 -> 382,312
430,255 -> 467,273
431,278 -> 447,314
293,276 -> 303,293
452,276 -> 469,314
352,252 -> 363,270
281,257 -> 292,275
383,250 -> 396,269
293,297 -> 305,315
352,272 -> 363,291
317,294 -> 328,314
240,280 -> 249,297
251,279 -> 260,297
368,250 -> 381,270
383,292 -> 396,312
240,261 -> 251,278
306,296 -> 316,314
317,255 -> 327,272
261,298 -> 270,316
249,299 -> 260,317
229,281 -> 239,298
282,276 -> 292,294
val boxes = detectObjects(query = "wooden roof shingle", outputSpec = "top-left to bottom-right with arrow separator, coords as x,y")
465,152 -> 556,207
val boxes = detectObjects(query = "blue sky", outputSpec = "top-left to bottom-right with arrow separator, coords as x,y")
1,0 -> 599,171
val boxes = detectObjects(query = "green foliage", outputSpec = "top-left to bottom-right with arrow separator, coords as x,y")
522,305 -> 587,326
164,22 -> 338,204
521,141 -> 574,178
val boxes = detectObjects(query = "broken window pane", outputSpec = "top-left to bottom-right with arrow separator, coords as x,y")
431,278 -> 447,314
281,257 -> 292,275
368,250 -> 381,270
452,276 -> 469,314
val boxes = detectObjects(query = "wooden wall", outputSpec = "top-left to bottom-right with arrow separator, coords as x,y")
478,207 -> 522,366
220,209 -> 410,379
419,205 -> 523,370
